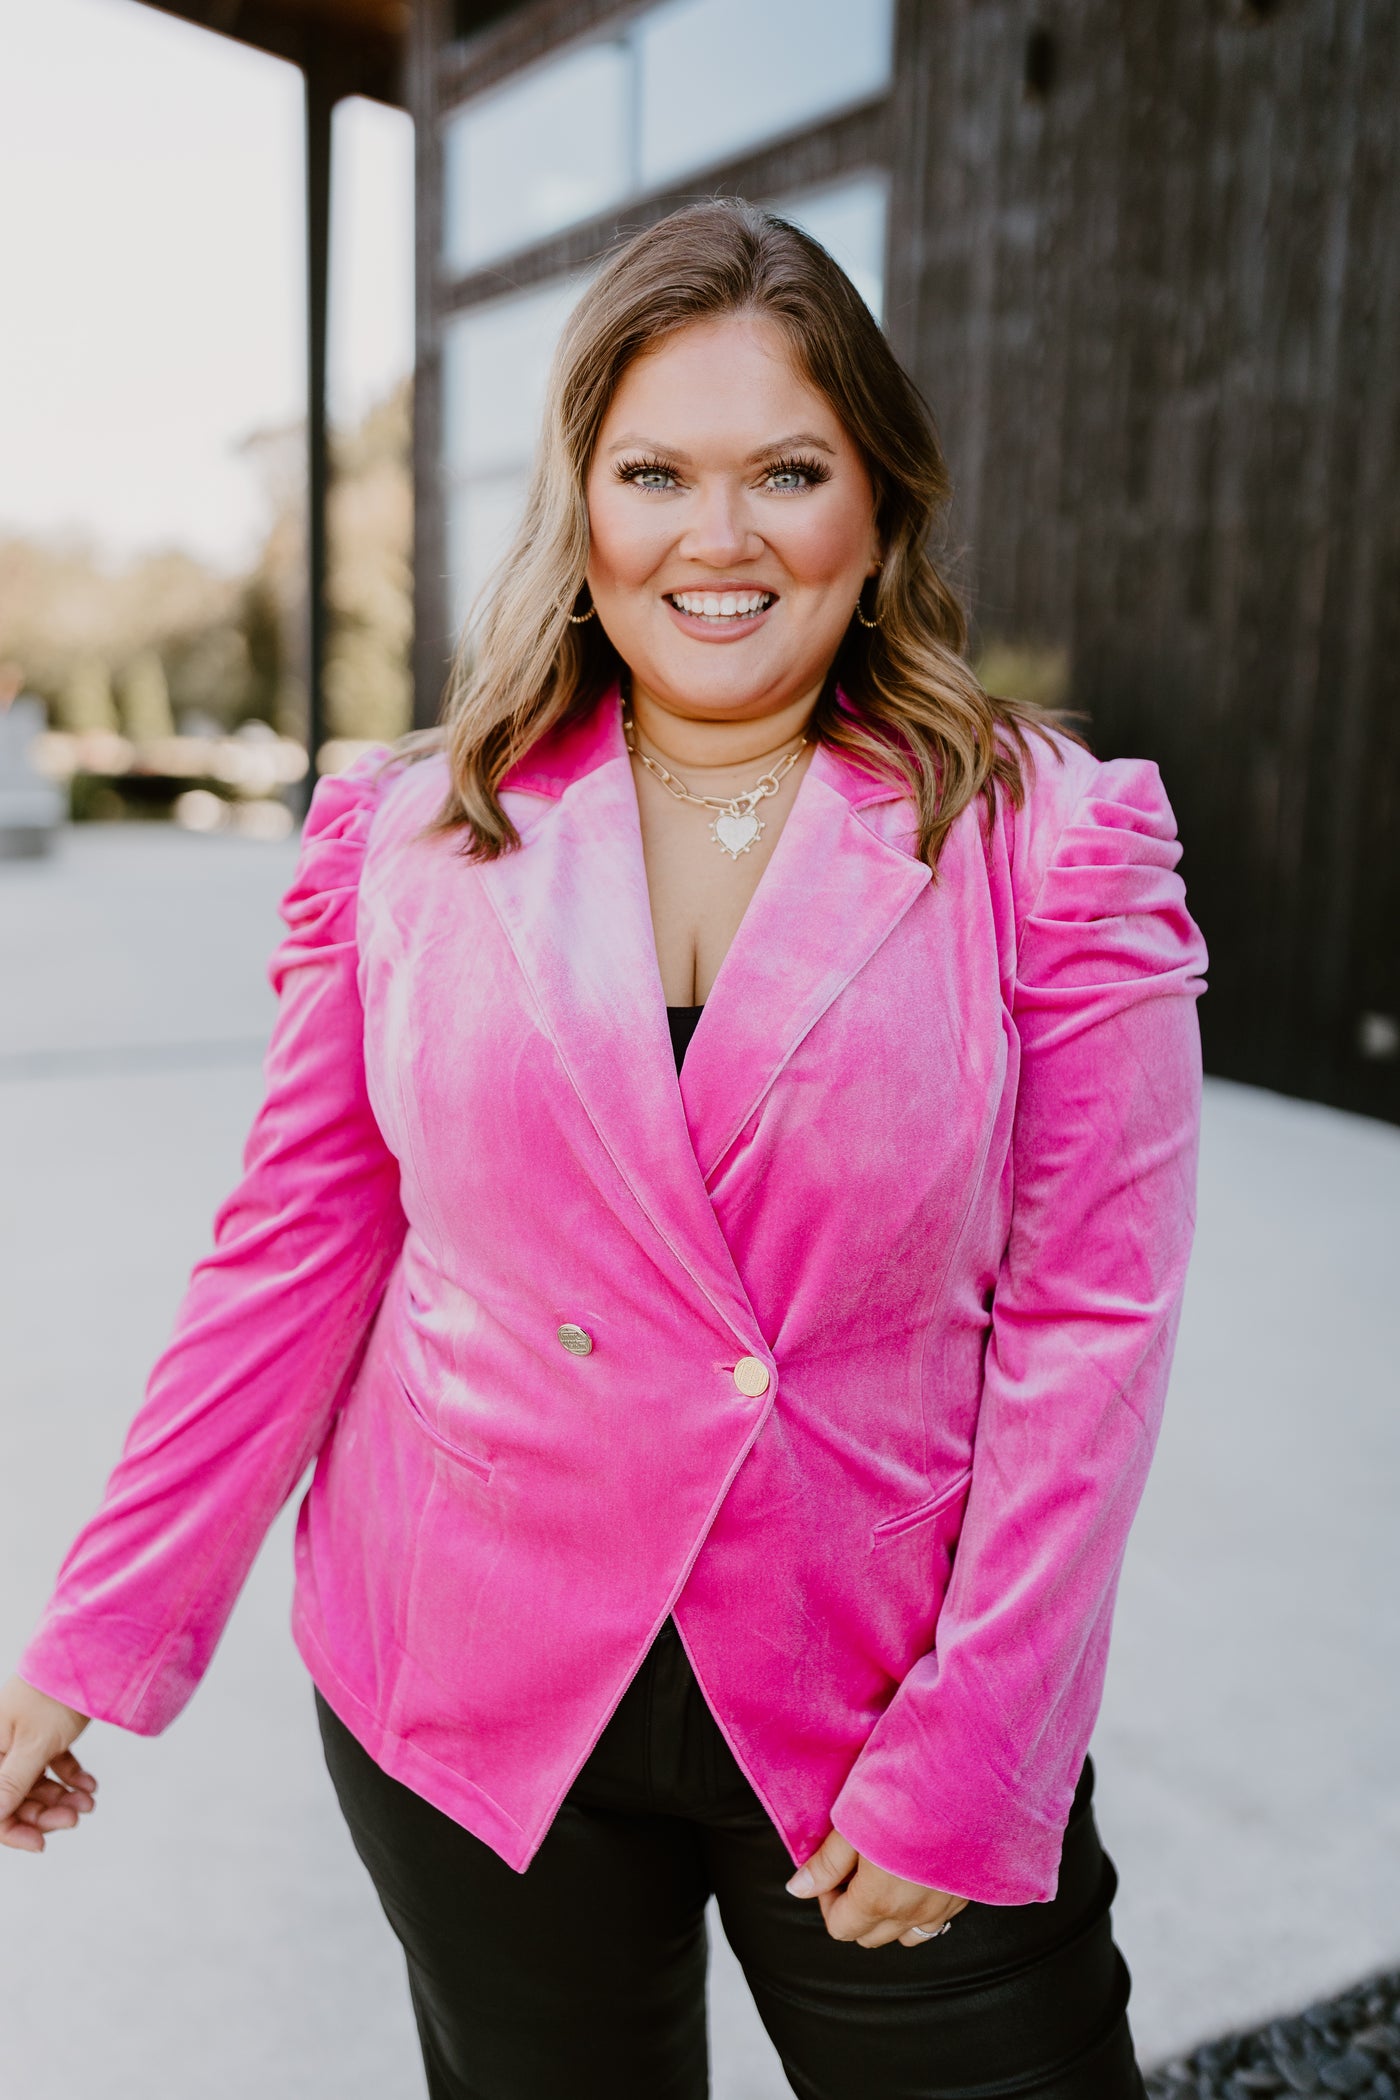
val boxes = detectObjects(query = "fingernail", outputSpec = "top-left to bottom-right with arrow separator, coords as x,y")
785,1868 -> 815,1897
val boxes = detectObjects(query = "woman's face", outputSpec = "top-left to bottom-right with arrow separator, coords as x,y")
584,313 -> 881,726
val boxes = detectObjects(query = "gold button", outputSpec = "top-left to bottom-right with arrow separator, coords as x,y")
733,1355 -> 770,1397
557,1323 -> 593,1356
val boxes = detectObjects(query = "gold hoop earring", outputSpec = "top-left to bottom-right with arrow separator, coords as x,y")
854,580 -> 880,630
567,590 -> 597,625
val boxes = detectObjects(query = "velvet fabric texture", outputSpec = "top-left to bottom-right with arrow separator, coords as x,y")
18,683 -> 1207,1904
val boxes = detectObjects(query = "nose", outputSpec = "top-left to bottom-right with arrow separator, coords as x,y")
676,480 -> 764,567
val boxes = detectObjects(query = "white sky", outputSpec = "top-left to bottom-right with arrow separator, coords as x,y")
0,0 -> 414,571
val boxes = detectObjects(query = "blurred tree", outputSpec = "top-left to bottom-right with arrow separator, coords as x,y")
239,421 -> 306,740
58,656 -> 119,734
0,378 -> 413,750
164,623 -> 252,728
244,381 -> 413,746
0,539 -> 239,717
119,649 -> 175,741
240,574 -> 284,730
326,383 -> 413,743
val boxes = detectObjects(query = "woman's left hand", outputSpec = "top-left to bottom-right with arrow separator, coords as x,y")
785,1829 -> 969,1948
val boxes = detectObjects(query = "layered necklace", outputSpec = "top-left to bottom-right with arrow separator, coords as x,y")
622,709 -> 810,860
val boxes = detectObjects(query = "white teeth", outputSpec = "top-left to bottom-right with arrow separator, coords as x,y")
669,591 -> 772,619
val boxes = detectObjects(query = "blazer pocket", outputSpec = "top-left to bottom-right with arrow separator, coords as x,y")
390,1366 -> 495,1484
871,1464 -> 974,1548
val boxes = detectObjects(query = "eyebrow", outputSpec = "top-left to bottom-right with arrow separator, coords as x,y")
605,430 -> 838,461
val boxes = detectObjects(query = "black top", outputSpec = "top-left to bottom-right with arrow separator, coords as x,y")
666,1004 -> 704,1074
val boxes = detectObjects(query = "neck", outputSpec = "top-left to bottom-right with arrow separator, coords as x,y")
626,680 -> 819,773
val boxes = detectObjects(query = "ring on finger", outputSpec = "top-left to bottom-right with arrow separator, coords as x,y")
908,1919 -> 953,1941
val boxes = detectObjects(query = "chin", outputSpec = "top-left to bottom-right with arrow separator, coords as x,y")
647,656 -> 800,713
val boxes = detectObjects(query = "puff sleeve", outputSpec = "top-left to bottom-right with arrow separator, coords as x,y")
831,755 -> 1208,1903
16,752 -> 409,1733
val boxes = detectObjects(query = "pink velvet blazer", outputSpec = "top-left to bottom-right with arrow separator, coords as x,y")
19,685 -> 1207,1904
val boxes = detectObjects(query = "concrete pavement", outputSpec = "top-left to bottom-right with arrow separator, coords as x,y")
2,822 -> 1397,2096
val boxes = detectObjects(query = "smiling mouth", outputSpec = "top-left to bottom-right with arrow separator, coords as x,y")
665,590 -> 775,623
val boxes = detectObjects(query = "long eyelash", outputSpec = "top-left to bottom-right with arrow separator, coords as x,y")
615,454 -> 676,483
767,453 -> 831,484
614,451 -> 832,485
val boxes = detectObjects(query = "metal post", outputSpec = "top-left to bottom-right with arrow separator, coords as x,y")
303,63 -> 334,807
409,0 -> 447,731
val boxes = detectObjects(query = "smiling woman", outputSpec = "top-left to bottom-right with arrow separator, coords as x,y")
428,202 -> 1048,876
587,321 -> 878,707
4,197 -> 1206,2100
578,303 -> 882,993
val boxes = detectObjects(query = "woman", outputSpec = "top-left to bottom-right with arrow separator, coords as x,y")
1,202 -> 1205,2098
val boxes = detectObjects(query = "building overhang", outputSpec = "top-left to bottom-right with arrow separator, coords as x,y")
132,0 -> 409,106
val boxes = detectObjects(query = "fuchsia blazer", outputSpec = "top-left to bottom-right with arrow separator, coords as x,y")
19,684 -> 1206,1904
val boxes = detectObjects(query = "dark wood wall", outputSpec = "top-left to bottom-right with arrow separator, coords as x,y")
415,0 -> 1399,1121
888,0 -> 1400,1122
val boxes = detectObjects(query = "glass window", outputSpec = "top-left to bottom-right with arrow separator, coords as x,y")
441,0 -> 893,276
636,0 -> 894,193
441,41 -> 631,273
442,272 -> 590,628
447,470 -> 532,634
442,274 -> 586,478
767,174 -> 888,322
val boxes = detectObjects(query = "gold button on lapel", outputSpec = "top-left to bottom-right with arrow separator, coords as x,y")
733,1355 -> 770,1397
557,1323 -> 594,1356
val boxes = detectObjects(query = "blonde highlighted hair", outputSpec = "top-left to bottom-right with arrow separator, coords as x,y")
417,198 -> 1066,867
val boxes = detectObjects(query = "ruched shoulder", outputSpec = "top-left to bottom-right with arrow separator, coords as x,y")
1014,753 -> 1208,1045
271,746 -> 397,989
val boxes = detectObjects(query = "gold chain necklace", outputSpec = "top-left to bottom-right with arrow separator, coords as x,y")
622,710 -> 809,860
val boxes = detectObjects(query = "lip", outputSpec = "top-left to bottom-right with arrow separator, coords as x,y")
662,584 -> 780,644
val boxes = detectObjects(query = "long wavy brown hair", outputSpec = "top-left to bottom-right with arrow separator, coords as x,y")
417,198 -> 1065,868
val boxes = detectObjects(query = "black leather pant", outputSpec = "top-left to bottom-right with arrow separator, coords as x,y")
316,1620 -> 1147,2099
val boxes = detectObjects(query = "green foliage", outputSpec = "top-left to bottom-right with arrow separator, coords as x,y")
325,381 -> 413,742
68,774 -> 128,822
57,656 -> 119,734
119,649 -> 175,741
240,574 -> 284,730
972,640 -> 1071,712
0,377 -> 414,751
164,624 -> 252,730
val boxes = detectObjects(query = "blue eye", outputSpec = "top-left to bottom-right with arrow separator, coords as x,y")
617,457 -> 679,491
765,455 -> 831,491
615,452 -> 831,492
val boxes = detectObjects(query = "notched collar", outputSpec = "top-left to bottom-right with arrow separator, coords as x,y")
473,682 -> 933,1314
500,682 -> 919,845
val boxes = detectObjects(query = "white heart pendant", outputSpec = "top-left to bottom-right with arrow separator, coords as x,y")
713,810 -> 762,858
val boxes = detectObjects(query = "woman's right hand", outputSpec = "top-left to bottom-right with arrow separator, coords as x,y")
0,1675 -> 97,1853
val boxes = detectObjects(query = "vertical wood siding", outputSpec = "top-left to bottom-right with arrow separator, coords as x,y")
420,0 -> 1398,1119
889,0 -> 1399,1120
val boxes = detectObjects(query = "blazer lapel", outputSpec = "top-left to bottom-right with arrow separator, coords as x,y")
474,692 -> 759,1345
474,691 -> 932,1320
678,742 -> 932,1184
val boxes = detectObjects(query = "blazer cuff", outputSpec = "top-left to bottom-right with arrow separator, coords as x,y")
16,1608 -> 198,1736
829,1735 -> 1071,1906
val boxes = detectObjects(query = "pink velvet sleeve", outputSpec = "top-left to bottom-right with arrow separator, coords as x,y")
15,752 -> 408,1732
831,756 -> 1208,1904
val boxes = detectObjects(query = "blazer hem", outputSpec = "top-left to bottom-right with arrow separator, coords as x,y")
292,1607 -> 532,1871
